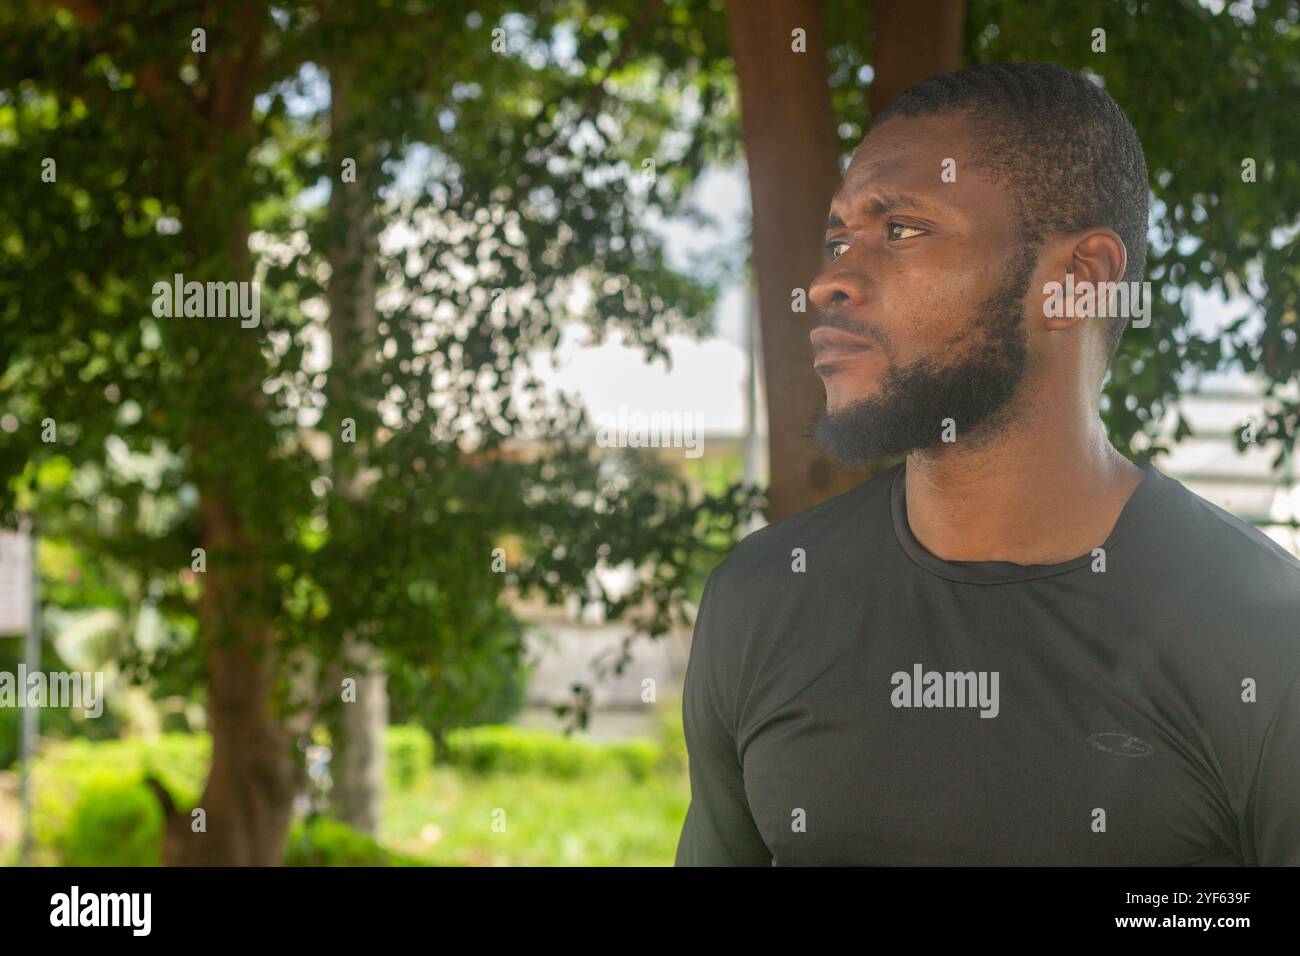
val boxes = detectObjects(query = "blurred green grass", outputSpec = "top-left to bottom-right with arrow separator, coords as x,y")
381,763 -> 687,866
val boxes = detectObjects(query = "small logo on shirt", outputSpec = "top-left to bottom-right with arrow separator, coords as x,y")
1088,732 -> 1154,757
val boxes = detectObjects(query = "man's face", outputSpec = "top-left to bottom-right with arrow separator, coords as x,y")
808,113 -> 1039,466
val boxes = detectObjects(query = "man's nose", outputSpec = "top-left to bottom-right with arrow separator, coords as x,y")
809,261 -> 867,314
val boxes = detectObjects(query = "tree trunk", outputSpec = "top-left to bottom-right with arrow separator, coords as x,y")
322,57 -> 388,835
328,642 -> 387,833
726,0 -> 873,521
157,2 -> 306,866
175,492 -> 303,865
728,0 -> 967,521
868,0 -> 966,117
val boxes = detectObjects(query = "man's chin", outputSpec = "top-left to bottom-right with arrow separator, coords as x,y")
807,402 -> 917,468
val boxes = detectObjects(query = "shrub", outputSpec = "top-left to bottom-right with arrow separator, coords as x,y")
31,734 -> 208,863
283,815 -> 418,866
385,724 -> 433,791
62,773 -> 163,866
441,724 -> 664,780
608,739 -> 660,781
652,694 -> 687,774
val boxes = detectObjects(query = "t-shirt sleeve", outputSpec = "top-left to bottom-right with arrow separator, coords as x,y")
674,568 -> 773,866
1244,670 -> 1300,865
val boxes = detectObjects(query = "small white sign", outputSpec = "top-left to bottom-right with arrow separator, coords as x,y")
0,530 -> 33,635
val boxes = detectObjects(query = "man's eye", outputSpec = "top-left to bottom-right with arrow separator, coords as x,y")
888,222 -> 925,240
826,240 -> 850,261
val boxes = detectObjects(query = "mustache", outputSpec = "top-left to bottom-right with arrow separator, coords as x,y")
813,310 -> 888,348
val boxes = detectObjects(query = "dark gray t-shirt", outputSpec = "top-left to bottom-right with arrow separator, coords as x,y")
674,459 -> 1300,865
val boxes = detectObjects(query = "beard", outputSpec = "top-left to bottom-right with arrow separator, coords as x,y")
809,246 -> 1037,467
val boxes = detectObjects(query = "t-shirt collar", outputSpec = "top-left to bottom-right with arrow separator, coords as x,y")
890,457 -> 1170,585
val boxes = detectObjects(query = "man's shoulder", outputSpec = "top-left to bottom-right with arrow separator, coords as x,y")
705,462 -> 900,597
1149,470 -> 1300,600
1139,470 -> 1300,680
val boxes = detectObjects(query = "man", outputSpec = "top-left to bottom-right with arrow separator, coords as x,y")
674,62 -> 1300,866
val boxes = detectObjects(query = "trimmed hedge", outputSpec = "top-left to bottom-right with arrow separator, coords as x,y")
440,724 -> 663,781
283,815 -> 420,866
31,734 -> 208,861
62,772 -> 166,866
386,724 -> 434,791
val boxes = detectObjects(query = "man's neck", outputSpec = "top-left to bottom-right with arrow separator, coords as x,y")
902,420 -> 1145,566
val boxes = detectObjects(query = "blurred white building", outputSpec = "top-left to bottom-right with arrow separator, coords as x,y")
1148,375 -> 1299,556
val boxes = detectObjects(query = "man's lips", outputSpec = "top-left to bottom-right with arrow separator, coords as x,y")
810,327 -> 873,367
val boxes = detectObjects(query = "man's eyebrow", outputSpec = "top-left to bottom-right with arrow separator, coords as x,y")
825,192 -> 942,231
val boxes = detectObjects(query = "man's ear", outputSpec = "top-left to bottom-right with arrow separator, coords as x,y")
1070,227 -> 1128,288
1034,228 -> 1128,335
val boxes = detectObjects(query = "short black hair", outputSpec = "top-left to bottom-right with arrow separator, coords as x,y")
873,61 -> 1149,372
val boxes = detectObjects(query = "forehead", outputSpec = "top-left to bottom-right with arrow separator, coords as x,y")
832,113 -> 1009,222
